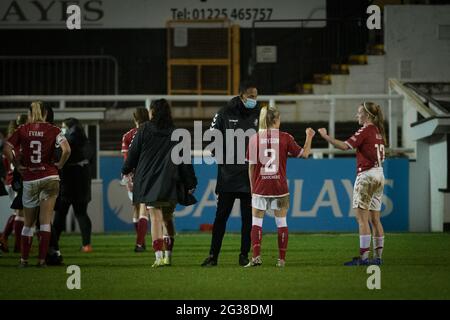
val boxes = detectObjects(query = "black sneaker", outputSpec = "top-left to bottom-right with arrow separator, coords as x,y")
18,260 -> 28,268
36,262 -> 47,268
239,254 -> 249,266
201,255 -> 217,267
46,253 -> 64,266
134,245 -> 146,253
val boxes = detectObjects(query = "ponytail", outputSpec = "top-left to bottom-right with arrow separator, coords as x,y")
259,105 -> 268,131
258,103 -> 280,132
363,101 -> 388,146
29,101 -> 46,123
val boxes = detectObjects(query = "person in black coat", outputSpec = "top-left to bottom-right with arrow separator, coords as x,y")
201,81 -> 260,267
53,118 -> 93,252
122,99 -> 197,268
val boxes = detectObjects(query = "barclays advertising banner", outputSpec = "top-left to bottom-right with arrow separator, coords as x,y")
0,0 -> 325,29
100,156 -> 409,232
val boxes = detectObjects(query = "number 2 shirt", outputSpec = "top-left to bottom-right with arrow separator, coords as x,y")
246,129 -> 303,197
7,122 -> 66,182
345,123 -> 385,175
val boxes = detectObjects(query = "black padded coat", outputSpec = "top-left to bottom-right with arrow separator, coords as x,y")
121,121 -> 197,206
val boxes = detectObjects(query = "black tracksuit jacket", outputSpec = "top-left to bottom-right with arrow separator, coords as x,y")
210,96 -> 260,194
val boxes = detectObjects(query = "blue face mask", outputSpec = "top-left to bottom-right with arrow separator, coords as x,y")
244,98 -> 257,109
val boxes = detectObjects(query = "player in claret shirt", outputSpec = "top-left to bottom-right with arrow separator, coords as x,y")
318,102 -> 387,266
121,107 -> 150,252
245,104 -> 315,267
0,114 -> 27,254
4,101 -> 71,267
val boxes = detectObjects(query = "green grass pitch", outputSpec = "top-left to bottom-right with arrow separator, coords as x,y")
1,233 -> 450,299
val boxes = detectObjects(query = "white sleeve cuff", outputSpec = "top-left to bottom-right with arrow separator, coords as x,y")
5,141 -> 15,149
345,141 -> 354,150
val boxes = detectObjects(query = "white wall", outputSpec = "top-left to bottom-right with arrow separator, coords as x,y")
429,137 -> 448,232
402,95 -> 419,152
409,141 -> 430,232
385,5 -> 450,83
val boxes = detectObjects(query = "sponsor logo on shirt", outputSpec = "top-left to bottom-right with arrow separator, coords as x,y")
261,175 -> 281,180
260,138 -> 279,144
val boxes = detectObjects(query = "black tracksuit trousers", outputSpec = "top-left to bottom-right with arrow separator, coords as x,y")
209,192 -> 252,260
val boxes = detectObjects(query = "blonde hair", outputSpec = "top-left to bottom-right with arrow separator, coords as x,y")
28,101 -> 46,123
16,114 -> 28,126
259,104 -> 280,131
362,101 -> 387,146
7,120 -> 17,138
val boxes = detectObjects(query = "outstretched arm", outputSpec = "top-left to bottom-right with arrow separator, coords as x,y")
301,128 -> 315,158
317,128 -> 350,151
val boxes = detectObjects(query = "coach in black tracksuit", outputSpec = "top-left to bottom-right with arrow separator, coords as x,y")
201,82 -> 260,267
54,118 -> 93,249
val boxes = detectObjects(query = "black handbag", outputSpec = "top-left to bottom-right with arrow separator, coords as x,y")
11,169 -> 22,192
176,162 -> 198,206
176,181 -> 197,206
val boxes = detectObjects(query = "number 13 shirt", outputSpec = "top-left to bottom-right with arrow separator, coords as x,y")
345,123 -> 385,175
7,122 -> 66,182
246,129 -> 303,197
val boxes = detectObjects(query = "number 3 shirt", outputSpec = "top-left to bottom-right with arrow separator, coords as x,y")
246,129 -> 303,197
7,122 -> 66,182
345,123 -> 385,175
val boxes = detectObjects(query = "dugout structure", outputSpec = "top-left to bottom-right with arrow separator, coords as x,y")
167,19 -> 240,108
